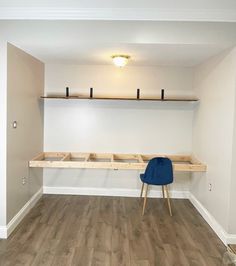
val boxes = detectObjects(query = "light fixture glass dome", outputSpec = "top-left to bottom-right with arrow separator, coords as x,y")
112,55 -> 130,67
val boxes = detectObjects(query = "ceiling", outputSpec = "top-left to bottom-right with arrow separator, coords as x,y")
0,1 -> 236,67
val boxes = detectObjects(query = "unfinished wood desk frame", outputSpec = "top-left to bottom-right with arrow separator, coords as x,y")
29,152 -> 206,172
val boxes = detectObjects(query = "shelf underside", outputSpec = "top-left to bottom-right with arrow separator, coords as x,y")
41,96 -> 199,102
29,152 -> 206,172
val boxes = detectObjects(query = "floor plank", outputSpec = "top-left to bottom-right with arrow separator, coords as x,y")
0,195 -> 227,266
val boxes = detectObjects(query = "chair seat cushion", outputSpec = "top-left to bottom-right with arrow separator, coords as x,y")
140,157 -> 173,186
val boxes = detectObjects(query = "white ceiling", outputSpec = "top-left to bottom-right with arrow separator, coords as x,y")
0,20 -> 236,66
0,0 -> 236,67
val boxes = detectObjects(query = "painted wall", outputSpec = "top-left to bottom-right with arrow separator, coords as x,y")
7,43 -> 44,223
191,48 -> 236,231
0,42 -> 7,227
228,48 -> 236,234
44,64 -> 195,193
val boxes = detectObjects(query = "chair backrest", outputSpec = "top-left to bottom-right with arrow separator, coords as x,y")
143,157 -> 173,185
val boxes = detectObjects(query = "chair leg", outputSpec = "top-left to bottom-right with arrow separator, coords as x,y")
162,185 -> 165,199
142,184 -> 148,216
165,185 -> 172,216
140,182 -> 144,198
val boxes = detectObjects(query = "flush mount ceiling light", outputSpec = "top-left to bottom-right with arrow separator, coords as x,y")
111,55 -> 130,67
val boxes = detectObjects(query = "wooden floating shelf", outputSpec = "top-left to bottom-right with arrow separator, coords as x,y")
40,96 -> 199,102
29,152 -> 206,172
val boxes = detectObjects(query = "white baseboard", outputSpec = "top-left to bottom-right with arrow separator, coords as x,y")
189,193 -> 236,245
227,235 -> 236,245
43,186 -> 189,199
0,188 -> 43,239
0,226 -> 7,239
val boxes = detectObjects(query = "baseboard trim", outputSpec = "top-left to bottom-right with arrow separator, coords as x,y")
0,226 -> 7,239
189,193 -> 236,245
0,188 -> 43,239
227,235 -> 236,245
43,186 -> 189,199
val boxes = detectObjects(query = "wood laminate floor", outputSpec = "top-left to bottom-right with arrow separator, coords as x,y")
0,195 -> 227,266
229,244 -> 236,253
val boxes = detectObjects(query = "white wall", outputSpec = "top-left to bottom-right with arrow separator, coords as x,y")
228,49 -> 236,234
45,64 -> 194,98
192,48 -> 236,231
229,121 -> 236,233
7,43 -> 44,223
44,64 -> 195,193
0,42 -> 7,227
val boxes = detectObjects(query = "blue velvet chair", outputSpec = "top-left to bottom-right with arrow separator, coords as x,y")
140,157 -> 173,216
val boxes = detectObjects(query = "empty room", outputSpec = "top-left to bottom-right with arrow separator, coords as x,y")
0,1 -> 236,265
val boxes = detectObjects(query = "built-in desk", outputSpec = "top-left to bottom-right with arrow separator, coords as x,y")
29,152 -> 206,172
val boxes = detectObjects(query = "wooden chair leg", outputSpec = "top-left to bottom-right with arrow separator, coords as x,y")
165,185 -> 172,216
140,182 -> 144,198
142,184 -> 148,216
162,186 -> 165,199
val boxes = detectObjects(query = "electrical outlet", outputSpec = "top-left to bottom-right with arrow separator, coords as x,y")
208,183 -> 212,191
22,177 -> 26,185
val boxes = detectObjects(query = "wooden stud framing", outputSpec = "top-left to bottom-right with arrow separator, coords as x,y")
137,155 -> 144,163
31,152 -> 45,161
61,153 -> 71,161
84,153 -> 91,161
29,152 -> 207,172
111,154 -> 114,162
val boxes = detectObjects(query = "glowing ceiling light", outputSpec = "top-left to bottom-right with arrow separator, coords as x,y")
111,55 -> 130,67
